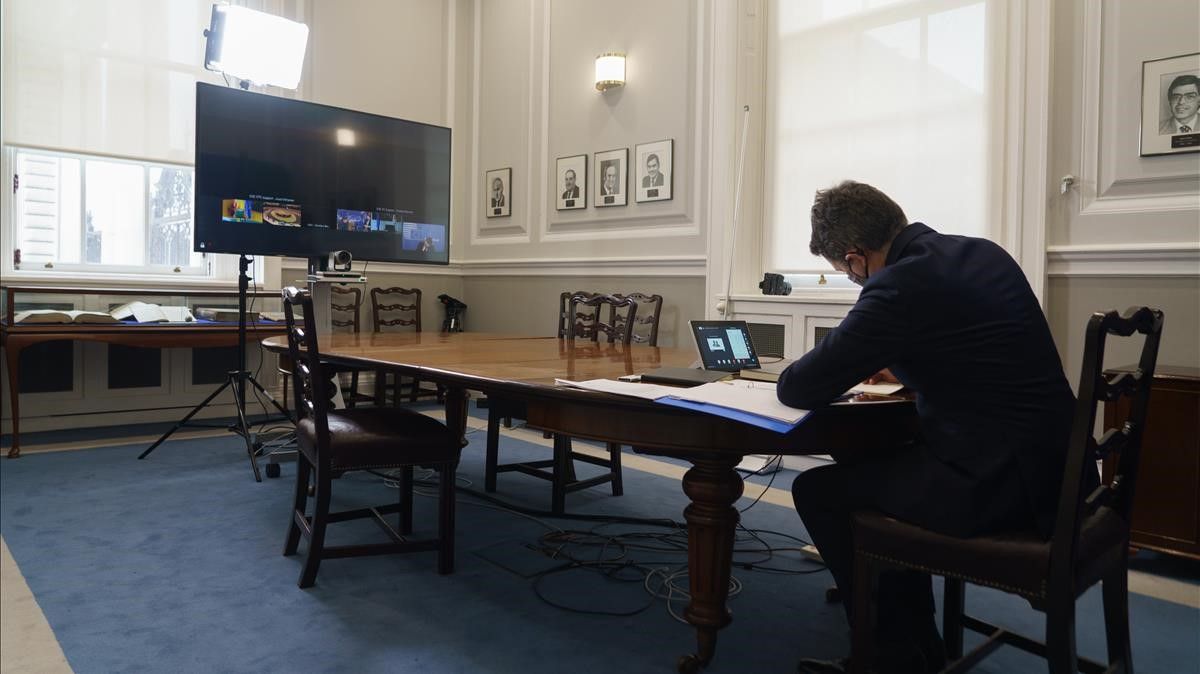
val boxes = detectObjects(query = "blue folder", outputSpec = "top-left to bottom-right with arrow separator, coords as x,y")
654,396 -> 808,434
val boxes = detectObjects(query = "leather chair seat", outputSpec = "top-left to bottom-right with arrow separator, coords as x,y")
853,505 -> 1126,601
297,407 -> 460,471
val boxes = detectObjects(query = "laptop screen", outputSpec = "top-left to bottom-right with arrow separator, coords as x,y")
690,320 -> 762,372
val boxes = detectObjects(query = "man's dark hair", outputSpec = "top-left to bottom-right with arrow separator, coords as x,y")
1167,74 -> 1200,96
646,153 -> 659,166
809,180 -> 907,259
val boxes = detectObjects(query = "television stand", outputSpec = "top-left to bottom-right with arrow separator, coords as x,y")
139,255 -> 291,481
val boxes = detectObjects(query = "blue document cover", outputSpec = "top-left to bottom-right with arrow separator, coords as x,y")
654,397 -> 808,434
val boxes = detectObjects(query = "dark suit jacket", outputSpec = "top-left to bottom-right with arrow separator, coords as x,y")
642,172 -> 664,187
562,186 -> 580,199
777,223 -> 1075,538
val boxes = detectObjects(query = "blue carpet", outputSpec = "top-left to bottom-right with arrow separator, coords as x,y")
2,411 -> 1197,673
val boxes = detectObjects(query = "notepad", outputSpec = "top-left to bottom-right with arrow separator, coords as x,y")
110,301 -> 195,323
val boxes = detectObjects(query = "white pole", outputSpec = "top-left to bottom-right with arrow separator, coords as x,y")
722,105 -> 752,319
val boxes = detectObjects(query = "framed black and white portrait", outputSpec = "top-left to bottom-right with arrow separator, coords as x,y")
485,167 -> 511,217
593,148 -> 627,207
635,139 -> 673,203
555,155 -> 587,210
1140,52 -> 1200,157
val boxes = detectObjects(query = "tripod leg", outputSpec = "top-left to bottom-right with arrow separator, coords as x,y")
139,379 -> 232,459
229,373 -> 262,482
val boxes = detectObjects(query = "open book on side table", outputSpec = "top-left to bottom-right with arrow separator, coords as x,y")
110,301 -> 195,323
13,309 -> 120,325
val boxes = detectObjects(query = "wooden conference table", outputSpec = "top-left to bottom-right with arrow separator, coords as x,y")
261,331 -> 917,672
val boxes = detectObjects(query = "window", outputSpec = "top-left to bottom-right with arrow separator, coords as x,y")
1,0 -> 306,280
763,0 -> 1002,276
12,147 -> 204,274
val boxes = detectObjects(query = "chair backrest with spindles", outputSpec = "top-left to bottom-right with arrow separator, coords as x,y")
1050,306 -> 1163,578
567,293 -> 638,344
371,287 -> 422,332
330,285 -> 361,332
282,287 -> 336,454
612,292 -> 663,346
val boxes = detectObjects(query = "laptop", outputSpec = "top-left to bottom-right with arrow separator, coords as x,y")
638,320 -> 793,386
689,320 -> 793,382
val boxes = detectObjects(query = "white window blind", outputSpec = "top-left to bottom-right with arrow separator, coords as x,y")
764,0 -> 1001,274
3,0 -> 304,278
2,0 -> 225,163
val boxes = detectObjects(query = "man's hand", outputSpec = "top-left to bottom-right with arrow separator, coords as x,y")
864,368 -> 898,385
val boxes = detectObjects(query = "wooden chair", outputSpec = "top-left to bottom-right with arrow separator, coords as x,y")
278,284 -> 369,410
601,292 -> 663,484
567,293 -> 638,344
557,290 -> 599,338
612,292 -> 663,346
848,306 -> 1164,674
280,286 -> 460,588
330,285 -> 374,407
485,294 -> 637,514
370,287 -> 440,404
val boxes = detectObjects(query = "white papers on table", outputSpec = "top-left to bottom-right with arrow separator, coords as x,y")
554,379 -> 681,400
848,382 -> 904,396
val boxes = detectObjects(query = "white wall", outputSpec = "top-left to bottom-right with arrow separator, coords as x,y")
1047,0 -> 1200,382
306,0 -> 452,124
463,0 -> 709,269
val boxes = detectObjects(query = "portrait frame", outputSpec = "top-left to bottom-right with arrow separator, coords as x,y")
484,167 -> 512,218
635,139 -> 674,203
1139,52 -> 1200,157
555,155 -> 587,210
593,148 -> 628,207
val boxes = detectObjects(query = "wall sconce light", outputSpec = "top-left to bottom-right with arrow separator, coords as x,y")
595,52 -> 626,92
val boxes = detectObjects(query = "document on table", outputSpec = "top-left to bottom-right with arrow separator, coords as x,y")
663,380 -> 808,424
554,379 -> 682,400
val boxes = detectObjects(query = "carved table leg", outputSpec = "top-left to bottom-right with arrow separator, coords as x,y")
4,343 -> 21,459
677,455 -> 744,673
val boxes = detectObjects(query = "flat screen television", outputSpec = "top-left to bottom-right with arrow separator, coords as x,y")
193,82 -> 451,267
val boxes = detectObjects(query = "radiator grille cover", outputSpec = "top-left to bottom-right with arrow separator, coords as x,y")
746,322 -> 786,358
814,326 -> 835,348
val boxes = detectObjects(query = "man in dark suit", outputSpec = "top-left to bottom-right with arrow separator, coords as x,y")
641,153 -> 664,187
490,177 -> 506,209
778,181 -> 1075,674
561,169 -> 580,199
601,164 -> 620,196
1159,74 -> 1200,135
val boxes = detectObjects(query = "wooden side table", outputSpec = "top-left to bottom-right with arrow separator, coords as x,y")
1103,365 -> 1200,560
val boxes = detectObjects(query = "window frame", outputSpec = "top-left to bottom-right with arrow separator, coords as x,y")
712,0 -> 1050,304
6,144 -> 209,278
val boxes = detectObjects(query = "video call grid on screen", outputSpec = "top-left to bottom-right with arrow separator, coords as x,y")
690,321 -> 762,371
194,82 -> 451,265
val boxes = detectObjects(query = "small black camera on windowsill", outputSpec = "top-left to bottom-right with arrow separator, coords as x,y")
758,272 -> 792,296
